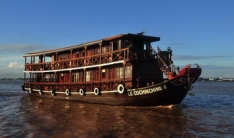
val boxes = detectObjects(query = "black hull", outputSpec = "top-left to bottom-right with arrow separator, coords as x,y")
23,76 -> 194,106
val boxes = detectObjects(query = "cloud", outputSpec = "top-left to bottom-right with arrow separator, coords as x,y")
0,61 -> 24,78
174,55 -> 233,60
200,64 -> 234,70
7,61 -> 24,69
0,55 -> 21,60
0,43 -> 51,53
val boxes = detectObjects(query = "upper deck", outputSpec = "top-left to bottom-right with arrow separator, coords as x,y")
23,33 -> 160,73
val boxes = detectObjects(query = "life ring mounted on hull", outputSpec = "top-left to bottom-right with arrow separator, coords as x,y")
117,84 -> 125,94
79,89 -> 85,96
94,88 -> 100,95
65,89 -> 71,96
51,90 -> 56,96
39,89 -> 43,95
28,88 -> 32,93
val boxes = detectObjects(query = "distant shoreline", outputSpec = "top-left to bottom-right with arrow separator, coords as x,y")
198,77 -> 234,82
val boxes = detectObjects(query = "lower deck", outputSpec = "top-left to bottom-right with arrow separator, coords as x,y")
24,60 -> 163,93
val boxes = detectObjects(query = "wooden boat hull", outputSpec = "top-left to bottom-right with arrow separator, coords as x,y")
22,74 -> 197,106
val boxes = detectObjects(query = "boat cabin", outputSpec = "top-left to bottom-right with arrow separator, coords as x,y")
23,33 -> 174,93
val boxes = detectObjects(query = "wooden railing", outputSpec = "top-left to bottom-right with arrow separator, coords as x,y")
25,48 -> 130,71
155,47 -> 179,76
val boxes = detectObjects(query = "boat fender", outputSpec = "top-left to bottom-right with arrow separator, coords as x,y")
51,90 -> 56,96
21,85 -> 25,91
65,89 -> 70,96
94,88 -> 100,95
79,89 -> 85,96
28,88 -> 32,93
39,89 -> 43,95
117,84 -> 125,94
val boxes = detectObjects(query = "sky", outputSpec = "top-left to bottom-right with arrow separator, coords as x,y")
0,0 -> 234,78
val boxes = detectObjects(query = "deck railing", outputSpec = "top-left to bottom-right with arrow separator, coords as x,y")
153,47 -> 179,76
25,48 -> 130,71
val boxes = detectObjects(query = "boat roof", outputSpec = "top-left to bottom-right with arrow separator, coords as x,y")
23,33 -> 160,57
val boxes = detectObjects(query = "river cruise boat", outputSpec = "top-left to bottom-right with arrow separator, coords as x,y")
22,33 -> 201,106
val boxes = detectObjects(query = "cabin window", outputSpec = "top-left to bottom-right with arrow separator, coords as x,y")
122,40 -> 128,48
86,71 -> 90,81
36,74 -> 42,82
118,40 -> 122,49
102,46 -> 109,53
102,69 -> 106,78
115,67 -> 123,79
44,74 -> 50,82
62,53 -> 68,60
113,41 -> 118,50
76,52 -> 80,58
59,53 -> 68,60
32,56 -> 36,63
72,72 -> 80,82
94,48 -> 100,55
86,70 -> 95,81
87,49 -> 92,56
125,65 -> 132,78
44,74 -> 56,82
144,44 -> 146,50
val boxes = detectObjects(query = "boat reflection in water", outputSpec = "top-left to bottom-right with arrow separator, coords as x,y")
22,96 -> 195,138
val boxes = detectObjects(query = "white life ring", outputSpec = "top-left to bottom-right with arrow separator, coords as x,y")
28,88 -> 32,93
79,89 -> 85,96
65,89 -> 70,96
39,89 -> 43,95
94,88 -> 100,95
51,90 -> 55,96
117,84 -> 125,94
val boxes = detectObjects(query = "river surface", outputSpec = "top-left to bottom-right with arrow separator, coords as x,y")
0,80 -> 234,138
